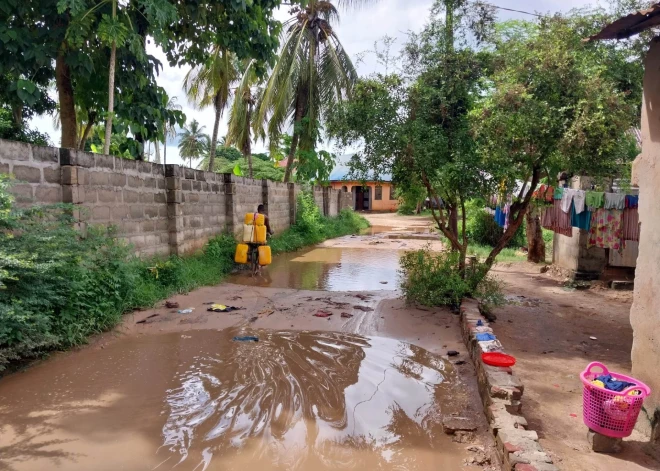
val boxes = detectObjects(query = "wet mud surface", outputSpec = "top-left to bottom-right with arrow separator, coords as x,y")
0,214 -> 496,470
0,328 -> 481,471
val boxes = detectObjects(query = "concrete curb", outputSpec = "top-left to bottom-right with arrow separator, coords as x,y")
460,298 -> 559,471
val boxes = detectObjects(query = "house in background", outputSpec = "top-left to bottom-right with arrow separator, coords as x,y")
328,163 -> 398,212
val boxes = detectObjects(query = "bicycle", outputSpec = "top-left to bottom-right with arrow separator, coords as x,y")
247,243 -> 261,276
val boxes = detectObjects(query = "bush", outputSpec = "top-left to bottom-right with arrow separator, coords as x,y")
466,208 -> 526,249
270,192 -> 369,254
399,248 -> 504,308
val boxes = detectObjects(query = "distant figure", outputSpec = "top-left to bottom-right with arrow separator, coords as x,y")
257,204 -> 273,236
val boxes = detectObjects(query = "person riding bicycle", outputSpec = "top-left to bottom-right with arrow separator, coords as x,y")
248,204 -> 273,275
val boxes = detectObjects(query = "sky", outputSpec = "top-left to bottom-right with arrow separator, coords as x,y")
32,0 -> 602,168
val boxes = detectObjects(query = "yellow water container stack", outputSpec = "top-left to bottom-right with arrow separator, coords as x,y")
243,213 -> 267,244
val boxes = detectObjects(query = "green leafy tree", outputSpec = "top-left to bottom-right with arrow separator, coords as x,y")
254,0 -> 361,182
178,120 -> 209,168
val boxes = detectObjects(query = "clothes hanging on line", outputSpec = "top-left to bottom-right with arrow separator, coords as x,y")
604,193 -> 626,210
623,207 -> 640,242
585,191 -> 605,211
494,206 -> 506,228
570,202 -> 591,231
553,187 -> 564,200
561,188 -> 576,213
573,190 -> 586,214
625,195 -> 639,209
542,200 -> 573,237
503,203 -> 511,231
534,184 -> 554,202
588,209 -> 623,250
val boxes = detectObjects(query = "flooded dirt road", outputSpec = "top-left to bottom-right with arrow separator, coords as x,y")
0,328 -> 472,471
0,214 -> 496,470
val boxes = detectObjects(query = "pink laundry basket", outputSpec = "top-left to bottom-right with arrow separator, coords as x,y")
580,362 -> 651,438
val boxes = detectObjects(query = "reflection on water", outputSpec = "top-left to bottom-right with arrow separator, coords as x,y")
0,329 -> 462,471
227,247 -> 401,291
159,329 -> 452,470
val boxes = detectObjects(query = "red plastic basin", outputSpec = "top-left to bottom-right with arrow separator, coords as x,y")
482,352 -> 516,367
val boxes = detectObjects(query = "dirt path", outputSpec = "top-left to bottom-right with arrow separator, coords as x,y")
0,219 -> 497,471
491,262 -> 660,471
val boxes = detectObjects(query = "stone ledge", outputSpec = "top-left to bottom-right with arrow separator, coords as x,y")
460,298 -> 558,471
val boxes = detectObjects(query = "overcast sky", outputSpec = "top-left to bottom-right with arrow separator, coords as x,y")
32,0 -> 602,167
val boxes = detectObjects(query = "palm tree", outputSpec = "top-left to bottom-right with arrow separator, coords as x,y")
183,46 -> 238,172
226,59 -> 259,178
254,0 -> 360,182
178,120 -> 209,168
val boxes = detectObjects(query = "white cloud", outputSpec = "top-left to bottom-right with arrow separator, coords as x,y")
31,0 -> 595,165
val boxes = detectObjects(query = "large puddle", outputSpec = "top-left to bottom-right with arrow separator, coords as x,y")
227,247 -> 402,291
0,328 -> 466,470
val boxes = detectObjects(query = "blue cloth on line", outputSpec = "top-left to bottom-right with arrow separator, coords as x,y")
476,333 -> 497,342
626,195 -> 639,209
494,206 -> 505,228
596,374 -> 635,392
570,202 -> 591,231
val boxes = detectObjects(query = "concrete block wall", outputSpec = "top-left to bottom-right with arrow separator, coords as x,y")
60,150 -> 170,257
0,139 -> 356,257
0,140 -> 62,206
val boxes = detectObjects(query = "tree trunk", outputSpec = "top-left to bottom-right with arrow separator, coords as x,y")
284,94 -> 306,183
78,112 -> 97,150
163,131 -> 167,166
484,169 -> 541,269
56,50 -> 77,148
11,104 -> 22,127
415,201 -> 422,214
448,205 -> 459,241
103,40 -> 117,155
245,105 -> 253,179
209,102 -> 221,172
154,140 -> 161,164
526,206 -> 545,263
135,132 -> 145,160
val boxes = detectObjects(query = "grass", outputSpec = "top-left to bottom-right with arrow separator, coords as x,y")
467,243 -> 526,262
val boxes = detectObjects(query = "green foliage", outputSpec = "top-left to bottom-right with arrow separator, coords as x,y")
201,155 -> 286,182
269,193 -> 369,254
466,209 -> 525,248
396,183 -> 425,215
178,120 -> 209,167
399,248 -> 504,307
0,108 -> 50,145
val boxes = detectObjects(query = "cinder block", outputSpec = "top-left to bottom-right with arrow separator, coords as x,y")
138,161 -> 152,174
165,164 -> 181,177
92,206 -> 111,220
127,175 -> 142,188
97,189 -> 118,203
152,164 -> 165,176
35,186 -> 61,203
62,186 -> 85,204
0,139 -> 32,161
140,192 -> 154,204
181,180 -> 192,191
110,173 -> 127,187
90,171 -> 109,186
157,179 -> 167,190
154,192 -> 167,204
142,220 -> 155,232
43,167 -> 61,184
143,177 -> 157,189
123,190 -> 140,204
11,184 -> 34,202
130,205 -> 144,219
167,190 -> 182,204
112,206 -> 130,220
12,165 -> 41,183
121,159 -> 138,171
32,145 -> 59,163
145,206 -> 159,218
587,430 -> 623,453
94,154 -> 115,170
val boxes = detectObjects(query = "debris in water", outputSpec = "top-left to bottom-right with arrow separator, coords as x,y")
207,304 -> 243,312
355,294 -> 371,301
233,336 -> 259,342
454,360 -> 466,365
353,305 -> 373,312
590,336 -> 598,340
313,310 -> 333,318
178,309 -> 194,314
341,312 -> 353,318
165,301 -> 180,309
249,316 -> 258,323
258,309 -> 275,316
229,295 -> 242,301
442,416 -> 478,434
135,313 -> 160,325
447,350 -> 460,357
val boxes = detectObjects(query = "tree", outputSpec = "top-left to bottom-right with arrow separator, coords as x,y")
471,16 -> 638,267
226,60 -> 259,178
162,96 -> 181,166
254,0 -> 360,182
184,47 -> 238,171
178,120 -> 209,168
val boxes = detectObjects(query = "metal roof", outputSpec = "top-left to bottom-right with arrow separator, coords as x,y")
587,3 -> 660,41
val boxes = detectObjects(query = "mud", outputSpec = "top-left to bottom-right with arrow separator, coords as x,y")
0,213 -> 496,470
0,328 -> 479,471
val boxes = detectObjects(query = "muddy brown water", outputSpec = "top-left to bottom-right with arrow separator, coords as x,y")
227,247 -> 402,291
0,328 -> 467,470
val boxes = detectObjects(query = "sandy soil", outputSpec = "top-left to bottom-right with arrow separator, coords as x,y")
491,262 -> 660,471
